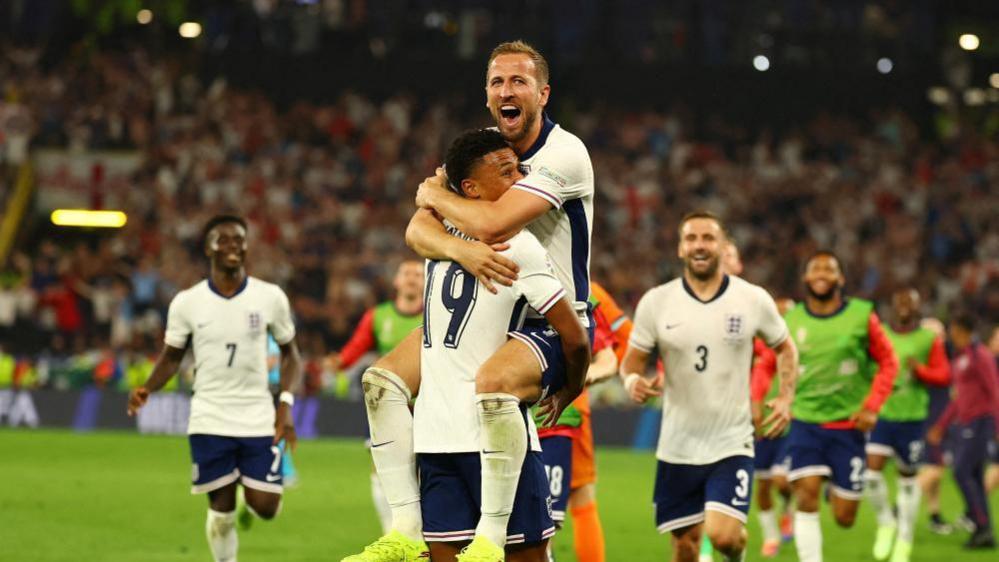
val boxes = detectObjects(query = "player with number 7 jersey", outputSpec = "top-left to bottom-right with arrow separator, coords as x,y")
126,215 -> 302,562
621,211 -> 799,562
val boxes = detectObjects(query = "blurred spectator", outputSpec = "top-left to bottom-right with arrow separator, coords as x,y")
0,47 -> 996,400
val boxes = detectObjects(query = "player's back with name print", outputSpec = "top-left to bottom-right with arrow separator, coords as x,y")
415,230 -> 563,454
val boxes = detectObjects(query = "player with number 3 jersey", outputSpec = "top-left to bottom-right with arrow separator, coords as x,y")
621,211 -> 798,562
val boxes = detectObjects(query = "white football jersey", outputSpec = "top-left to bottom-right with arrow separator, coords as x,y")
414,230 -> 566,454
164,276 -> 296,437
513,116 -> 594,324
629,275 -> 788,465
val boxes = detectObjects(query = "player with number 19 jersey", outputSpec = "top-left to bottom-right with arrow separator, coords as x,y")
414,228 -> 568,545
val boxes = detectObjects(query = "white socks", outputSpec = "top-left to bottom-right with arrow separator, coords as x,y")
794,511 -> 822,562
896,476 -> 921,543
206,509 -> 238,562
865,470 -> 896,527
758,509 -> 780,543
476,392 -> 527,547
371,472 -> 392,534
362,368 -> 422,541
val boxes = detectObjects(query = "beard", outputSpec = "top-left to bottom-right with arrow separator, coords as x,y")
806,283 -> 839,302
684,254 -> 720,281
496,104 -> 539,145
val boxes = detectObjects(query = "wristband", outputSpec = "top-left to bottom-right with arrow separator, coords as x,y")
279,391 -> 295,406
623,373 -> 641,393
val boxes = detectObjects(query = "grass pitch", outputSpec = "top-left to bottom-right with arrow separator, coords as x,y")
0,429 -> 996,561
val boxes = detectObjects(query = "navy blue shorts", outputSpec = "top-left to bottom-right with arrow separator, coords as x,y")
653,456 -> 754,533
787,420 -> 865,500
189,434 -> 282,495
867,419 -> 925,471
754,436 -> 790,478
540,435 -> 573,524
509,319 -> 594,404
419,452 -> 555,545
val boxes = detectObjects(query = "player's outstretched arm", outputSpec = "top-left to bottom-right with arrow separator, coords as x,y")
761,337 -> 799,438
416,168 -> 551,244
275,340 -> 302,450
536,299 -> 590,427
619,346 -> 660,404
405,209 -> 519,294
127,345 -> 186,416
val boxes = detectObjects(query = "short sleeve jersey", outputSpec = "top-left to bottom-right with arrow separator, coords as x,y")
164,277 -> 295,437
629,275 -> 788,465
511,116 -> 595,321
414,230 -> 566,454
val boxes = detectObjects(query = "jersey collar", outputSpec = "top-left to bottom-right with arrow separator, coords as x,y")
519,113 -> 556,161
208,275 -> 249,299
682,274 -> 729,304
803,298 -> 849,318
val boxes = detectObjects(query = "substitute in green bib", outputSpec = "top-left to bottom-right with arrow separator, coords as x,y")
785,251 -> 898,562
865,288 -> 950,562
328,259 -> 424,533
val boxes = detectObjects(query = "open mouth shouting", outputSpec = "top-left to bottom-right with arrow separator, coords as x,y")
499,104 -> 523,129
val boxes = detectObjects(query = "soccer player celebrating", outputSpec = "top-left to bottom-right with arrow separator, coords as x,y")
927,312 -> 999,549
127,215 -> 301,562
412,128 -> 589,562
621,211 -> 799,562
328,260 -> 424,532
783,251 -> 898,562
865,288 -> 950,562
345,40 -> 594,561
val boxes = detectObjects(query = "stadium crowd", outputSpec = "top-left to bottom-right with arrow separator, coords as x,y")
0,49 -> 997,393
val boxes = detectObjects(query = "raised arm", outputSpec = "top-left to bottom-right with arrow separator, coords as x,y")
405,208 -> 520,293
416,169 -> 552,244
127,345 -> 186,416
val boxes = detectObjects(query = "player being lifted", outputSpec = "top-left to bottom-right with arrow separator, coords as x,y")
621,212 -> 799,562
127,215 -> 301,562
344,40 -> 594,561
414,128 -> 589,562
328,260 -> 424,533
783,251 -> 898,562
865,288 -> 950,562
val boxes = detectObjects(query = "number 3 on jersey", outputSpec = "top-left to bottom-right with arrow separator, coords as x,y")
695,345 -> 708,372
423,262 -> 478,349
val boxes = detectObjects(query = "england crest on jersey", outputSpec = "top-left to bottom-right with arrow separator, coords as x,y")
724,313 -> 744,341
248,311 -> 262,333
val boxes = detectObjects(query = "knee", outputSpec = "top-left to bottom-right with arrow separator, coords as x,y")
362,368 -> 412,408
834,510 -> 857,528
707,530 -> 744,554
793,486 -> 819,512
475,365 -> 509,395
671,534 -> 699,561
248,498 -> 280,520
